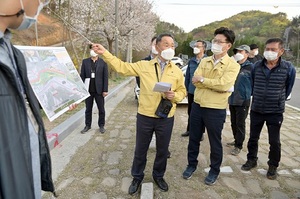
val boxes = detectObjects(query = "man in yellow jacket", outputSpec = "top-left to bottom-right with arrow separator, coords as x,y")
92,33 -> 186,195
182,27 -> 240,185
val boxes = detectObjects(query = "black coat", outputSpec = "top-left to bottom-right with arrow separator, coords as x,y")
0,44 -> 55,198
80,57 -> 108,94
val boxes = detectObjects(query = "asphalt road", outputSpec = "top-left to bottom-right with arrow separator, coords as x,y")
287,77 -> 300,109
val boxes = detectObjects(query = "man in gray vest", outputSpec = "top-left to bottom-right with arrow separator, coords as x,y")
241,38 -> 296,180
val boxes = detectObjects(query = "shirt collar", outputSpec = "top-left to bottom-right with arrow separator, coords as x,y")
157,57 -> 170,67
0,31 -> 4,39
211,54 -> 229,65
0,29 -> 12,40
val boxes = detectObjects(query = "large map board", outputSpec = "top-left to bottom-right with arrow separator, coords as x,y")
16,46 -> 90,122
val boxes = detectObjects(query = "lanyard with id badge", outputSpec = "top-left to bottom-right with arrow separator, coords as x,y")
91,61 -> 96,78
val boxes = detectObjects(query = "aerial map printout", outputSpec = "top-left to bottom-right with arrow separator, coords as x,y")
16,46 -> 90,122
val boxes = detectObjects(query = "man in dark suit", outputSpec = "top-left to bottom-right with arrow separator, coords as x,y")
80,45 -> 108,134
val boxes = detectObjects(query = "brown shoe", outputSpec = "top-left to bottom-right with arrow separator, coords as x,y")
230,147 -> 241,156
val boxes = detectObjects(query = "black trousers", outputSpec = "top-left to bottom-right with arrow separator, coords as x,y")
84,92 -> 105,127
188,102 -> 226,175
246,110 -> 283,167
229,105 -> 249,149
186,93 -> 194,131
131,113 -> 174,181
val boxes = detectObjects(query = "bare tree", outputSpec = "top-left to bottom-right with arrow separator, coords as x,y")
69,0 -> 158,55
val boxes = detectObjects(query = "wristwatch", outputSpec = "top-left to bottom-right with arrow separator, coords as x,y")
200,77 -> 204,83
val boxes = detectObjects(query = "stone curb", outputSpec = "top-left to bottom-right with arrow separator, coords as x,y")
46,77 -> 134,150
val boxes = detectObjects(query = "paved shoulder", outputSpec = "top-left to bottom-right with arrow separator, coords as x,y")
43,87 -> 300,199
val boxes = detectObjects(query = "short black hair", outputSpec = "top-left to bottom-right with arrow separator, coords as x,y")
156,33 -> 174,43
214,27 -> 235,45
151,36 -> 157,43
196,40 -> 207,49
265,38 -> 284,49
249,44 -> 258,50
89,44 -> 93,49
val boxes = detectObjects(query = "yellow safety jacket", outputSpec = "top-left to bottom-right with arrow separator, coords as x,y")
193,54 -> 240,109
102,51 -> 186,117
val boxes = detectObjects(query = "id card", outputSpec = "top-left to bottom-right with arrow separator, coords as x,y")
91,73 -> 95,78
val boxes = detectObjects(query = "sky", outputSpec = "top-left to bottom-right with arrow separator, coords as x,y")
149,0 -> 300,32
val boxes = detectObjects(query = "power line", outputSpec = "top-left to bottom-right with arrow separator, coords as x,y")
46,7 -> 93,44
162,3 -> 300,7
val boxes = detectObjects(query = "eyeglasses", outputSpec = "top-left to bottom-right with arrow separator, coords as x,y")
211,39 -> 228,44
265,48 -> 280,52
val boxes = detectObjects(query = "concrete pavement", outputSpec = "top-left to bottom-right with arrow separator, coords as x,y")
43,79 -> 300,199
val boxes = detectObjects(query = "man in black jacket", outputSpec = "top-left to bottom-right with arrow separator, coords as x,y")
227,45 -> 253,156
80,44 -> 109,134
241,38 -> 296,180
0,0 -> 60,198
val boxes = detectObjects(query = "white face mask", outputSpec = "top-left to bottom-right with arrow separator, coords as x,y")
17,0 -> 46,30
160,48 -> 175,61
234,53 -> 244,62
90,50 -> 98,57
263,51 -> 278,61
254,50 -> 259,56
211,43 -> 223,55
193,47 -> 200,55
151,46 -> 158,55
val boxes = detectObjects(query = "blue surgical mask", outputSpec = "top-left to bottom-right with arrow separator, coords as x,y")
17,0 -> 47,30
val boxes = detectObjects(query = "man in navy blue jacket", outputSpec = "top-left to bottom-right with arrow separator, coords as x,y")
241,38 -> 296,180
182,40 -> 207,137
80,45 -> 108,134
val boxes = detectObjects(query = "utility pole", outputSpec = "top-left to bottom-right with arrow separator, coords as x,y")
126,30 -> 133,63
115,0 -> 119,57
297,29 -> 299,67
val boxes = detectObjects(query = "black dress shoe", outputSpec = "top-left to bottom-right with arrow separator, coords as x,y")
128,178 -> 142,195
153,177 -> 168,192
81,126 -> 91,134
167,151 -> 171,158
99,126 -> 106,133
181,131 -> 189,137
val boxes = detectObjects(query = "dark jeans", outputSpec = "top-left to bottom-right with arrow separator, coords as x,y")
186,93 -> 194,131
246,110 -> 283,167
187,93 -> 205,134
85,92 -> 105,127
229,105 -> 249,149
136,76 -> 140,88
188,102 -> 226,175
131,113 -> 174,181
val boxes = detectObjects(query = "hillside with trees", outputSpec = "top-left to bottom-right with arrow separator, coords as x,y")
175,10 -> 299,66
11,7 -> 299,69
